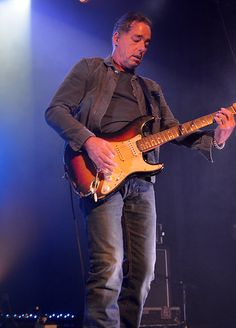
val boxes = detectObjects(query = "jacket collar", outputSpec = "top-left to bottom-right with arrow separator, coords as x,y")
104,55 -> 137,77
104,55 -> 115,68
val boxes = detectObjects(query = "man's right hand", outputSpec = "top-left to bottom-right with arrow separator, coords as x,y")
83,136 -> 117,174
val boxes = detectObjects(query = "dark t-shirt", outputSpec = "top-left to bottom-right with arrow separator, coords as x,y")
101,71 -> 145,133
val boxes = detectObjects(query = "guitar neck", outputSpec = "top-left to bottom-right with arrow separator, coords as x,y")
137,103 -> 236,153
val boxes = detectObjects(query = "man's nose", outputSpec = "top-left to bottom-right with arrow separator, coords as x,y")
139,41 -> 147,52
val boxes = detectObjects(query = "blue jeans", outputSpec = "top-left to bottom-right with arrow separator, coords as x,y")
81,177 -> 157,328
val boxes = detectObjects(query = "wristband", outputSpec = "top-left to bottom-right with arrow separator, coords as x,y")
213,138 -> 225,150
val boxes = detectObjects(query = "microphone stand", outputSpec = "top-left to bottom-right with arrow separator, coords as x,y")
180,281 -> 188,328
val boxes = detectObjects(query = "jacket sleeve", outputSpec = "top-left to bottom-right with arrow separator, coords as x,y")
172,130 -> 214,162
45,58 -> 95,151
156,84 -> 214,161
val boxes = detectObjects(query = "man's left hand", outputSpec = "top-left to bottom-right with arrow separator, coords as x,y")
214,108 -> 235,145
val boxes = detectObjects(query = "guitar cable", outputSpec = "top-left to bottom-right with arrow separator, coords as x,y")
68,181 -> 86,287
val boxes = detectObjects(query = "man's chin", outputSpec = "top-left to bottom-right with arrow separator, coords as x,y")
128,61 -> 140,69
121,59 -> 140,71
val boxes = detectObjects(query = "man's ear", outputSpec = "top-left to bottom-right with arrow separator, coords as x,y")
112,31 -> 119,47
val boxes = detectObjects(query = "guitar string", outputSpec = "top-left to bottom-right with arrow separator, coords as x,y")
112,109 -> 234,155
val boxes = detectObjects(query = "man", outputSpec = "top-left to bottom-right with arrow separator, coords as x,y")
45,12 -> 235,328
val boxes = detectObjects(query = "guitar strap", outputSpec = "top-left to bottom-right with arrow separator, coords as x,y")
137,76 -> 161,117
137,76 -> 160,178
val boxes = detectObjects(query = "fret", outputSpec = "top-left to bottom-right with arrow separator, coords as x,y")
138,139 -> 154,152
182,122 -> 192,134
199,118 -> 207,128
154,135 -> 163,145
163,131 -> 171,140
167,129 -> 175,140
208,113 -> 215,124
205,116 -> 213,125
144,141 -> 151,149
178,124 -> 187,135
159,131 -> 167,142
174,129 -> 180,138
148,137 -> 158,147
161,131 -> 168,141
231,104 -> 236,114
192,120 -> 199,129
195,118 -> 205,129
162,128 -> 176,141
140,142 -> 147,151
189,122 -> 195,132
194,118 -> 201,128
188,122 -> 195,132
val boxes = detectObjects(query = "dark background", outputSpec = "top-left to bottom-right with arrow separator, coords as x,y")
1,0 -> 236,326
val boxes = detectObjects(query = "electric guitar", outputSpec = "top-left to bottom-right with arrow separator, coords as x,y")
64,103 -> 236,201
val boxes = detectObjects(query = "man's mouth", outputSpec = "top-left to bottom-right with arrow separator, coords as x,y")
132,55 -> 142,62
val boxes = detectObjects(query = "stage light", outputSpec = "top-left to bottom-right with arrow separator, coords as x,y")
0,0 -> 31,284
0,0 -> 31,16
0,0 -> 31,50
14,0 -> 31,13
79,0 -> 90,3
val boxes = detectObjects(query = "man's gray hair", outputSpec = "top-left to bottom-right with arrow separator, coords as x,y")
113,12 -> 152,35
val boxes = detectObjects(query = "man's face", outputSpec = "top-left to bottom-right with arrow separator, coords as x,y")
112,21 -> 151,70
